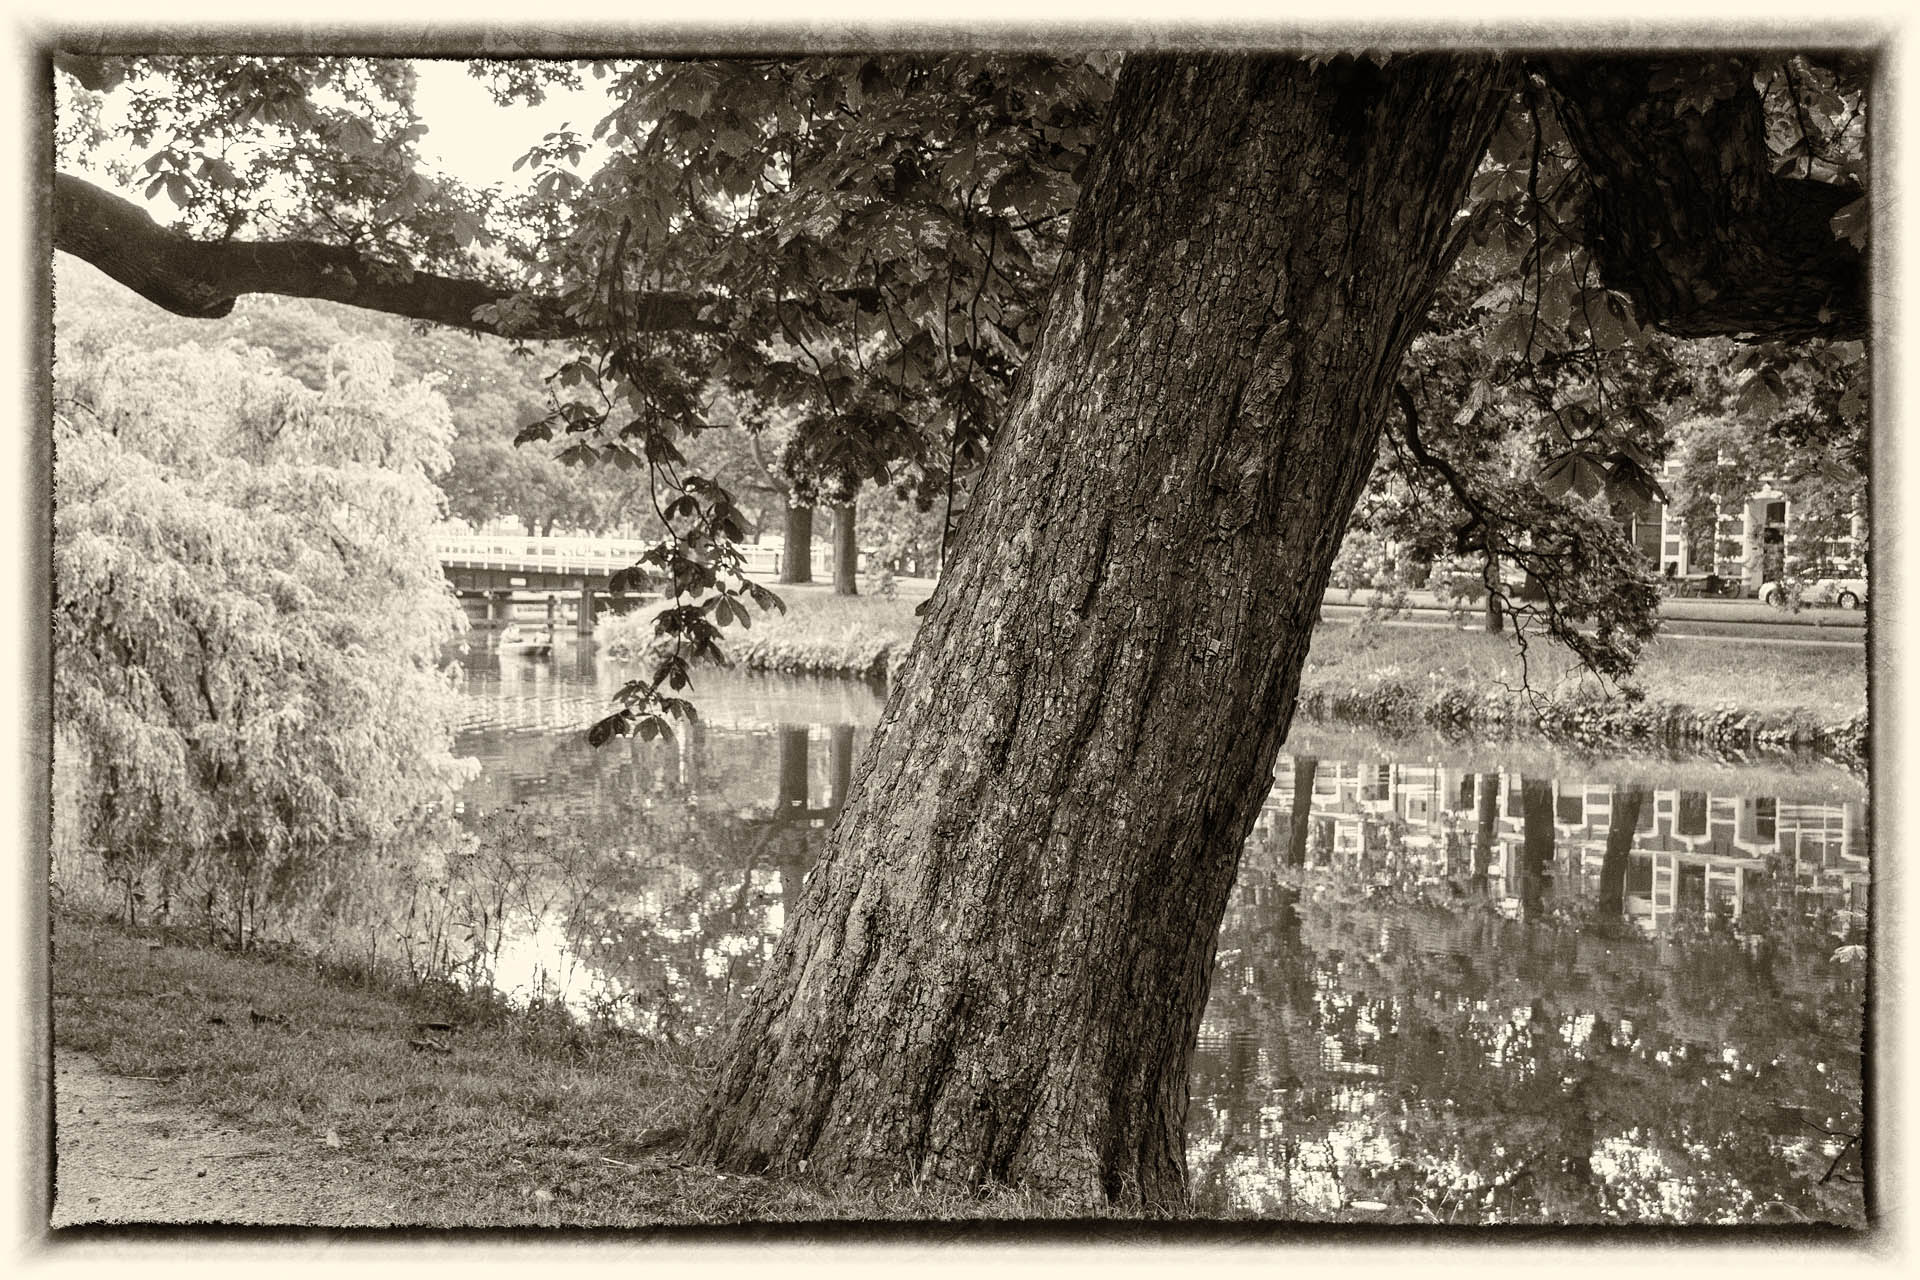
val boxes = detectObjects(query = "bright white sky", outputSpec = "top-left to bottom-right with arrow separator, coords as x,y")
408,59 -> 613,189
70,58 -> 616,206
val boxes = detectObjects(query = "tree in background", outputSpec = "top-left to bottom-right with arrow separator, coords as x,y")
52,258 -> 650,537
1665,335 -> 1867,589
857,481 -> 947,581
53,312 -> 475,944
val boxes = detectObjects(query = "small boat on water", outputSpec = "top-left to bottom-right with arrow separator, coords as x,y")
498,623 -> 555,656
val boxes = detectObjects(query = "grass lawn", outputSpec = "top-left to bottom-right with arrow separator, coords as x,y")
1301,624 -> 1866,722
51,909 -> 1100,1226
600,580 -> 923,681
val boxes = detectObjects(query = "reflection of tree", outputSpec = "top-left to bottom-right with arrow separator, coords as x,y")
1519,778 -> 1555,921
1187,775 -> 1866,1225
548,720 -> 862,1040
216,686 -> 1866,1225
1595,786 -> 1648,928
1473,772 -> 1497,897
1285,757 -> 1318,868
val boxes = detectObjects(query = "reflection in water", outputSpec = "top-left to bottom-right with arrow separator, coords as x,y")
1194,756 -> 1866,1224
129,644 -> 1871,1224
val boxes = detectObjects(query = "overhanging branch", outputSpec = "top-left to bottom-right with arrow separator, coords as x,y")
53,171 -> 716,339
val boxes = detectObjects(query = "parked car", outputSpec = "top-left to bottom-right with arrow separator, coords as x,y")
1664,571 -> 1737,599
1758,577 -> 1867,609
1437,562 -> 1542,602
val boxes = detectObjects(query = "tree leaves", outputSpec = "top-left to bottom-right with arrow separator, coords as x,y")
52,310 -> 474,867
1829,197 -> 1868,250
1537,452 -> 1612,501
1735,368 -> 1789,420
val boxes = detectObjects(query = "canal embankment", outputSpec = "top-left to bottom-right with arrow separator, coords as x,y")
595,583 -> 1868,762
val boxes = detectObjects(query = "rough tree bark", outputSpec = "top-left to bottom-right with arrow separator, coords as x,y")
831,501 -> 859,597
779,500 -> 815,585
693,53 -> 1509,1210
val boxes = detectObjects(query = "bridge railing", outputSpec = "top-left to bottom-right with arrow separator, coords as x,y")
434,533 -> 782,579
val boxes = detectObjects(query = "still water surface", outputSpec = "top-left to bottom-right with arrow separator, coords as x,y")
430,643 -> 1867,1224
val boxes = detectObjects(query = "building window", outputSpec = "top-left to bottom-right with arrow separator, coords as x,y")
1677,791 -> 1709,836
1627,856 -> 1653,895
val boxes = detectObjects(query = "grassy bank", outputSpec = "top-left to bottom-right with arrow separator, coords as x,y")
1296,625 -> 1867,760
601,581 -> 923,682
50,909 -> 1097,1227
601,586 -> 1866,760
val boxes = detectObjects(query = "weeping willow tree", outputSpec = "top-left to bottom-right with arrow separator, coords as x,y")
52,317 -> 476,941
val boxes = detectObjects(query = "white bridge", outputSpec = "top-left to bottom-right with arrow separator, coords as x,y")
434,533 -> 785,581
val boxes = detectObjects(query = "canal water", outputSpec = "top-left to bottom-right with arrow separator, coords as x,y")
220,641 -> 1883,1224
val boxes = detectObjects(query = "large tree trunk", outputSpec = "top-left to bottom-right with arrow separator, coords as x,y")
779,500 -> 815,585
694,52 -> 1508,1212
831,501 -> 859,596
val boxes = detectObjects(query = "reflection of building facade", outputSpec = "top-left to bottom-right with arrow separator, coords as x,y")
1258,757 -> 1868,929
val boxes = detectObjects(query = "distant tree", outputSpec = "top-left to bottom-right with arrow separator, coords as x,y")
53,319 -> 474,942
856,481 -> 946,579
1665,338 -> 1867,586
53,257 -> 652,537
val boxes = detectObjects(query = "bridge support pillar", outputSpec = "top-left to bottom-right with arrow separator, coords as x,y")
485,593 -> 505,627
545,594 -> 557,626
578,583 -> 595,638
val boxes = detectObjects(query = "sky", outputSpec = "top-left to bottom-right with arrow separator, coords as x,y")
63,58 -> 616,208
408,59 -> 613,190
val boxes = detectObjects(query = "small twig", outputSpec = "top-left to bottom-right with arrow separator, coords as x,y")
1818,1132 -> 1861,1185
598,1155 -> 637,1169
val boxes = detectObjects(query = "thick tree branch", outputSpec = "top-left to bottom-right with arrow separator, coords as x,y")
1540,56 -> 1865,342
53,172 -> 715,339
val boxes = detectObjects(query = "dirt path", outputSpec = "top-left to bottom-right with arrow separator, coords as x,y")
52,1048 -> 410,1227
